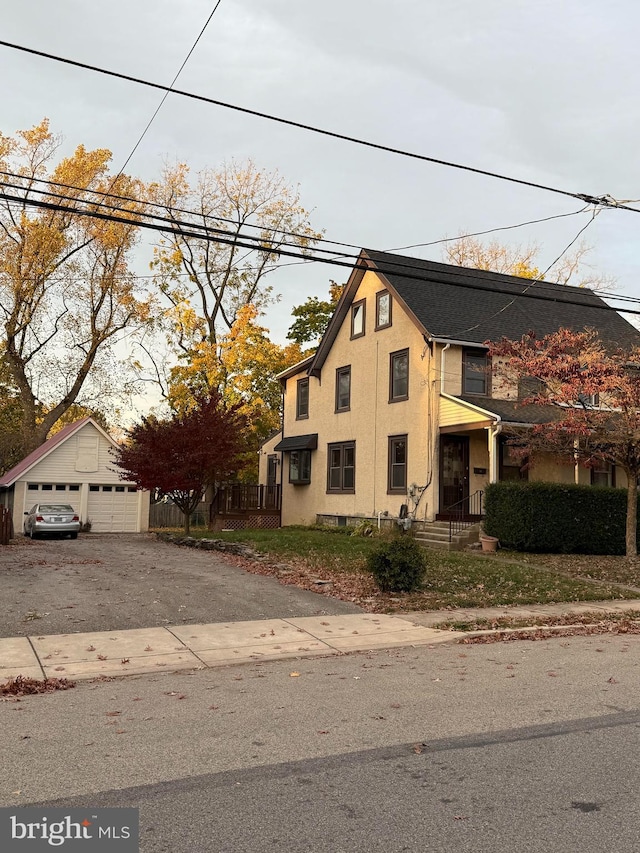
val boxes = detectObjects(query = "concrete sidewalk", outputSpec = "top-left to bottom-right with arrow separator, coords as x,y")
0,613 -> 463,683
3,600 -> 639,684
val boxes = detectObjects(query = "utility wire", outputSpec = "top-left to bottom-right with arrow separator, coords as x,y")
461,209 -> 601,334
4,188 -> 640,317
1,169 -> 598,268
1,175 -> 609,302
0,38 -> 636,212
116,0 -> 223,176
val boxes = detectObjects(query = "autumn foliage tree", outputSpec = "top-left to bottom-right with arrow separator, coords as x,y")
113,393 -> 248,534
489,328 -> 640,557
443,236 -> 616,290
0,119 -> 153,455
165,305 -> 306,478
151,159 -> 322,347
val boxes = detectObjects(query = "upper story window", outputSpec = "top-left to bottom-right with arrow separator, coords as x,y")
351,299 -> 366,339
463,349 -> 489,396
375,290 -> 392,330
518,376 -> 545,400
296,378 -> 309,419
389,349 -> 409,402
335,366 -> 351,412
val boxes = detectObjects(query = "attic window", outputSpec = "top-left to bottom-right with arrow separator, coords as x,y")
351,299 -> 365,339
375,291 -> 391,330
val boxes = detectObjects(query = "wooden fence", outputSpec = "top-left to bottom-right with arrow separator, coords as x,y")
0,505 -> 13,545
149,501 -> 208,529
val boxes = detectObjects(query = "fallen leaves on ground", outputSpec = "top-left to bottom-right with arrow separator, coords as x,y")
461,620 -> 640,644
0,675 -> 75,696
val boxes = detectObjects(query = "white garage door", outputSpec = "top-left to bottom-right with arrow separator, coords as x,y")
87,485 -> 140,532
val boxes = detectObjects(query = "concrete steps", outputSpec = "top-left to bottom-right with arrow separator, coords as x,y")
413,521 -> 481,552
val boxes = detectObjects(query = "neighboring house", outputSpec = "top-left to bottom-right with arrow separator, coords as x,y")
0,417 -> 150,535
265,249 -> 640,528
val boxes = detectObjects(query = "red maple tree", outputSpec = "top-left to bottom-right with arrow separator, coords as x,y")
489,328 -> 640,557
114,393 -> 248,534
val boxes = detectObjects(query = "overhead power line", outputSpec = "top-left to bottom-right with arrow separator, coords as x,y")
116,0 -> 224,176
4,187 -> 640,317
1,175 -> 608,303
1,38 -> 638,212
1,174 -> 602,294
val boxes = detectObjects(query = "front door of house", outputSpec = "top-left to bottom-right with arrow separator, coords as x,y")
439,435 -> 470,516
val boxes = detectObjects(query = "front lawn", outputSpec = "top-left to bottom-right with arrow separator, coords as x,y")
156,526 -> 639,613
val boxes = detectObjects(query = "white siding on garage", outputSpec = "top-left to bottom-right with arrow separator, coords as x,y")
25,423 -> 122,484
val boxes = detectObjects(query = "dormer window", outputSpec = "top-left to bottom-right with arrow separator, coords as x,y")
463,349 -> 489,396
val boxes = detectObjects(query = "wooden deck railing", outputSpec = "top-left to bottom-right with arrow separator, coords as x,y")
211,484 -> 281,517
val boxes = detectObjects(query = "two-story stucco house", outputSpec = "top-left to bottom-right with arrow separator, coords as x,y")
260,249 -> 640,531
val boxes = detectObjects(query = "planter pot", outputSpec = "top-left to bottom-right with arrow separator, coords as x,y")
480,535 -> 499,553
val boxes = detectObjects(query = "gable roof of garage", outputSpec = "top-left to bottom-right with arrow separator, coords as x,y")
0,417 -> 118,488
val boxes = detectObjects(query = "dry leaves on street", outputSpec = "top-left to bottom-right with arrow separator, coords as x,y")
0,675 -> 75,696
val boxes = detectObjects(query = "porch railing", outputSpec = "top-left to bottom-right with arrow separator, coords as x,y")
211,484 -> 281,516
447,489 -> 484,542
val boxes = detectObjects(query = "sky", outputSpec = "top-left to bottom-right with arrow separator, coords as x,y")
2,0 -> 640,411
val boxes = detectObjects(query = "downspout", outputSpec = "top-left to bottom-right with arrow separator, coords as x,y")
440,342 -> 451,392
488,422 -> 503,484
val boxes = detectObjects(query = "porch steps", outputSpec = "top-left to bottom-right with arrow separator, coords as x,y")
413,521 -> 481,552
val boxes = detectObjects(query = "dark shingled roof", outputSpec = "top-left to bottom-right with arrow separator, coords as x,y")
364,250 -> 640,349
456,396 -> 562,425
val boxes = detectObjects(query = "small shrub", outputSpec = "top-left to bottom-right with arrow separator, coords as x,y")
366,535 -> 427,592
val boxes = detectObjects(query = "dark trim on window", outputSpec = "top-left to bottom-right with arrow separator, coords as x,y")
591,461 -> 615,488
327,441 -> 356,493
463,348 -> 490,396
389,349 -> 409,402
388,434 -> 408,494
375,290 -> 392,330
350,299 -> 366,339
335,365 -> 351,412
499,438 -> 528,481
296,377 -> 309,420
289,449 -> 312,485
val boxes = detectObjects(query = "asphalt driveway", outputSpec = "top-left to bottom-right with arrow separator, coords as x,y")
0,533 -> 361,638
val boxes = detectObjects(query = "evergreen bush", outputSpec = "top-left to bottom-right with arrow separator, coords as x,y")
366,534 -> 427,592
484,481 -> 633,555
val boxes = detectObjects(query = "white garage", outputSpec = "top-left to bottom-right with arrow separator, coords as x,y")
0,417 -> 150,536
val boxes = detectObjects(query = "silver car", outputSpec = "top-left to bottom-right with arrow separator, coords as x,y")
23,503 -> 81,539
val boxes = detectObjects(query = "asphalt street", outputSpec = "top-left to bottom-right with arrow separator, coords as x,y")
1,633 -> 638,852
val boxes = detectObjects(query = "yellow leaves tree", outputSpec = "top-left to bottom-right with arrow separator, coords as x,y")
0,119 -> 154,454
168,305 -> 307,478
151,159 -> 323,348
443,235 -> 615,289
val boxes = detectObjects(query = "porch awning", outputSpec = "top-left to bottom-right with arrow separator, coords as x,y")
440,393 -> 561,431
273,433 -> 318,452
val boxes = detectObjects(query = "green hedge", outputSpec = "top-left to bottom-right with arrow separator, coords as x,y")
483,481 -> 633,555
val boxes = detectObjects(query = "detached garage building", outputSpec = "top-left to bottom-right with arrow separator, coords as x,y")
0,417 -> 150,535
